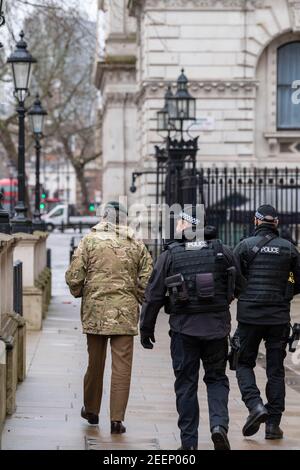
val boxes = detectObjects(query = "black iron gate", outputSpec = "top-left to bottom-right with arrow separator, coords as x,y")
201,167 -> 300,247
148,167 -> 300,258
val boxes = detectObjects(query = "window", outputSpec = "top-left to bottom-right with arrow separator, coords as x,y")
277,42 -> 300,130
49,207 -> 64,218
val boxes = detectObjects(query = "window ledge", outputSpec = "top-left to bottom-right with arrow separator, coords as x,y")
264,132 -> 300,156
264,131 -> 300,139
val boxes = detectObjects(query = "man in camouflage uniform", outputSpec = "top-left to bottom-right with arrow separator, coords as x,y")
65,201 -> 152,432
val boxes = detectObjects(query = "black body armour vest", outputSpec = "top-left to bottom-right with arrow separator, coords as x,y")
239,235 -> 293,304
167,240 -> 230,314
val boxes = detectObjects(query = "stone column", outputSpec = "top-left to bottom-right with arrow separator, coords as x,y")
13,232 -> 50,331
33,231 -> 51,319
95,0 -> 138,205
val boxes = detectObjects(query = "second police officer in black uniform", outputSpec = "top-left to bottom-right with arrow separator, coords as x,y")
233,205 -> 300,440
140,206 -> 244,450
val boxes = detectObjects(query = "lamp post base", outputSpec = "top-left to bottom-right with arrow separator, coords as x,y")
11,219 -> 33,234
0,219 -> 11,234
32,216 -> 46,232
0,193 -> 11,234
11,210 -> 32,234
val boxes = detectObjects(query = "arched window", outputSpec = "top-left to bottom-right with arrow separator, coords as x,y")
277,42 -> 300,130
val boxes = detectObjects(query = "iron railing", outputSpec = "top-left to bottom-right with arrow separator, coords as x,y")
201,167 -> 300,247
146,167 -> 300,260
13,260 -> 23,316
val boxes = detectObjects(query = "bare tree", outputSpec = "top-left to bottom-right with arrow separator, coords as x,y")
0,0 -> 101,212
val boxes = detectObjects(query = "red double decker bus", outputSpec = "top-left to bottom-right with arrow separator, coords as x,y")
0,178 -> 18,212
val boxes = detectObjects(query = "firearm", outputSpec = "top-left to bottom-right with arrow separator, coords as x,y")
228,334 -> 240,371
288,323 -> 300,353
165,273 -> 189,303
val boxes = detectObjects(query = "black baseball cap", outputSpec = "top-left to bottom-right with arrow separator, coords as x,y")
255,204 -> 278,223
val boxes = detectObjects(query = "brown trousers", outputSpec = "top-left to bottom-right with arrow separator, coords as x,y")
84,334 -> 134,421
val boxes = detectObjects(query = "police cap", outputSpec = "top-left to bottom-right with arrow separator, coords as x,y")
178,205 -> 202,226
255,204 -> 278,223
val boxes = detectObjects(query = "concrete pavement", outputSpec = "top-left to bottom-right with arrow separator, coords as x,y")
2,233 -> 300,450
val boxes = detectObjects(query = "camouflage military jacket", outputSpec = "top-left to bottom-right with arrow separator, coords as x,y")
65,221 -> 153,335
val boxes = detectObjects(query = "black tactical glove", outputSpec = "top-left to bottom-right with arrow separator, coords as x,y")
140,332 -> 156,349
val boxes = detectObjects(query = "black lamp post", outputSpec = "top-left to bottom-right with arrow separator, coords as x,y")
7,31 -> 37,233
0,0 -> 5,49
7,161 -> 16,217
28,94 -> 47,231
130,69 -> 199,252
158,69 -> 198,241
158,69 -> 198,205
0,191 -> 11,234
0,0 -> 5,25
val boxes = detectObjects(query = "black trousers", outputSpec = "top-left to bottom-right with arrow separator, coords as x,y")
170,331 -> 229,449
236,322 -> 290,426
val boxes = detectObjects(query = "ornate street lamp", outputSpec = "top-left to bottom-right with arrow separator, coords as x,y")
157,85 -> 182,133
157,70 -> 198,241
0,0 -> 6,48
167,69 -> 196,132
157,86 -> 173,132
28,93 -> 47,136
28,94 -> 47,231
131,70 -> 199,252
7,31 -> 37,233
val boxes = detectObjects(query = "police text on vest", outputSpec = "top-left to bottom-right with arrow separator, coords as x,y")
260,246 -> 280,254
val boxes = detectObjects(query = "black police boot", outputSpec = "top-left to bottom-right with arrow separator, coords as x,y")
81,406 -> 99,425
265,424 -> 283,440
211,426 -> 231,450
242,403 -> 268,437
111,421 -> 126,434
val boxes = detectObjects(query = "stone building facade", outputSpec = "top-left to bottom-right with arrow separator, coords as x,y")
95,0 -> 300,205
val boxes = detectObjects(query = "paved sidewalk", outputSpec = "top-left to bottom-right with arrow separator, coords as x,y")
2,233 -> 300,450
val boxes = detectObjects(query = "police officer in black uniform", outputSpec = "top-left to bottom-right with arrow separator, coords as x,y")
140,206 -> 244,450
233,204 -> 300,440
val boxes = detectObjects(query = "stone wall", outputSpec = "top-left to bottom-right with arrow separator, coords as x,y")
96,0 -> 300,204
0,231 -> 51,445
0,235 -> 26,446
132,0 -> 300,171
95,0 -> 139,204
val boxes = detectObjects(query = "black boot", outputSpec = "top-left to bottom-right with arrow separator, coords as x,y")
111,421 -> 126,434
265,423 -> 283,440
211,426 -> 231,450
81,406 -> 99,425
242,403 -> 268,437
